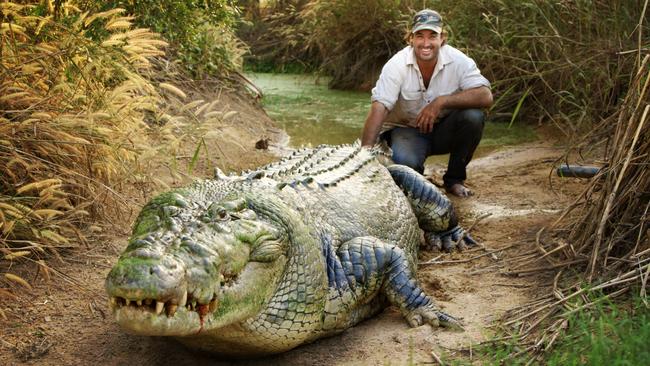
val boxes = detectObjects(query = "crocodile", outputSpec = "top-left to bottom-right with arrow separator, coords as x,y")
105,143 -> 475,356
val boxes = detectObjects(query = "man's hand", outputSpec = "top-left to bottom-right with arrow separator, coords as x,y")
416,96 -> 447,133
361,102 -> 389,146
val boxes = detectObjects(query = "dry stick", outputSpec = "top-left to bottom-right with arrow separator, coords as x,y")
631,200 -> 650,255
504,264 -> 648,327
544,319 -> 568,352
637,0 -> 650,69
420,242 -> 521,266
559,287 -> 628,318
494,283 -> 532,288
641,261 -> 650,307
521,308 -> 556,337
550,180 -> 594,228
452,212 -> 492,249
590,104 -> 649,282
507,297 -> 555,314
510,243 -> 568,271
535,227 -> 548,255
430,350 -> 444,365
506,258 -> 586,275
632,247 -> 650,259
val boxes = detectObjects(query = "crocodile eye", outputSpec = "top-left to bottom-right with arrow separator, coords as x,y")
163,205 -> 180,217
217,208 -> 228,221
207,203 -> 230,222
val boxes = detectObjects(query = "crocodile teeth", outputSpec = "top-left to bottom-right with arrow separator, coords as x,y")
179,291 -> 187,307
197,304 -> 209,316
136,300 -> 142,306
209,299 -> 218,313
167,304 -> 178,317
155,301 -> 164,315
125,299 -> 131,306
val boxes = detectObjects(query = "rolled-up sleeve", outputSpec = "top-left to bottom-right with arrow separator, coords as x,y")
460,59 -> 490,90
371,60 -> 402,111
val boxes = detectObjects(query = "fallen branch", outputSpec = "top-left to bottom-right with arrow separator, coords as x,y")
420,242 -> 521,266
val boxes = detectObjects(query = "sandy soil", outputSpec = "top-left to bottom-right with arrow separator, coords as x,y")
0,88 -> 587,365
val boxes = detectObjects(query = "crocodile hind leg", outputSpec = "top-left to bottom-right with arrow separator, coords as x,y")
332,237 -> 461,329
387,164 -> 477,251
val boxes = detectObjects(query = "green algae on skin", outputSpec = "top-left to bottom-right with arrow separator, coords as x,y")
131,191 -> 189,238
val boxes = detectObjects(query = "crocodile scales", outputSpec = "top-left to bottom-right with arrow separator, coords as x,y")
105,143 -> 475,356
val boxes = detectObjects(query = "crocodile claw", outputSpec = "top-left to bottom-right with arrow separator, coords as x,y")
436,311 -> 464,331
424,232 -> 442,251
406,304 -> 464,330
425,226 -> 478,252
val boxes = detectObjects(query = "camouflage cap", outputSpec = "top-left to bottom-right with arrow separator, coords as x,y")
411,9 -> 443,34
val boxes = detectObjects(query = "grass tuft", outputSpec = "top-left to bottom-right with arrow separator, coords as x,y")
475,292 -> 650,365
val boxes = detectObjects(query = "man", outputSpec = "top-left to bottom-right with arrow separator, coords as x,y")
361,9 -> 493,197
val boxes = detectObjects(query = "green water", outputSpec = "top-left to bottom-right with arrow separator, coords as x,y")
249,73 -> 368,147
249,73 -> 537,152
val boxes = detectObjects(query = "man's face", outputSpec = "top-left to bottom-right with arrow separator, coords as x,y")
411,30 -> 445,63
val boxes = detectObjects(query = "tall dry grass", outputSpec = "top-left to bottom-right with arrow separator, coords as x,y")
237,0 -> 317,73
441,0 -> 646,131
0,2 -> 166,284
494,55 -> 649,361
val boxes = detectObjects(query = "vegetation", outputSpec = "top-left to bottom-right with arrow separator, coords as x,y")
439,0 -> 645,132
545,293 -> 650,366
0,2 -> 165,268
487,55 -> 650,363
237,0 -> 316,73
82,0 -> 246,78
478,292 -> 650,365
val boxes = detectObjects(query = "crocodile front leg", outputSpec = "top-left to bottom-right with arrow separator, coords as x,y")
327,237 -> 461,329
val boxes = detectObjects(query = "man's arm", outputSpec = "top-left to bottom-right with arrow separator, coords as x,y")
416,86 -> 493,133
361,101 -> 389,147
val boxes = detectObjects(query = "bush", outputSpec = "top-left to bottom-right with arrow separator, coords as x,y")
438,0 -> 644,131
178,22 -> 248,78
300,0 -> 413,90
1,2 -> 164,262
237,0 -> 317,73
83,0 -> 246,78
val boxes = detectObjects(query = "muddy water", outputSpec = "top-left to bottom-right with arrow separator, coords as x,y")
249,73 -> 537,164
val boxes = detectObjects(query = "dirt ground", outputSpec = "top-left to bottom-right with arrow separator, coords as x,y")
0,88 -> 587,365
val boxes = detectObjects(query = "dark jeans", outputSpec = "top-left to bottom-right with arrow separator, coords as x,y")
382,109 -> 485,188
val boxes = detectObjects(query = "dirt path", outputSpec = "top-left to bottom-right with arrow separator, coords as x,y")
0,92 -> 585,365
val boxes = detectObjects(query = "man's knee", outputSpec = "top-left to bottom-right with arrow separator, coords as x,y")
458,109 -> 485,130
445,109 -> 484,142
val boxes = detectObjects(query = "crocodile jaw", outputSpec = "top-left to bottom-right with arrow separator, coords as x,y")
108,259 -> 286,336
113,304 -> 201,335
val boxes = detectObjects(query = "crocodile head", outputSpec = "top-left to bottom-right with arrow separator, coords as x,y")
105,183 -> 288,336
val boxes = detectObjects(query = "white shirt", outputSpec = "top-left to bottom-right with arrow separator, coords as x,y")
371,44 -> 490,131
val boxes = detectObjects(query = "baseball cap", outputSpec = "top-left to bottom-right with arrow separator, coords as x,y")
411,9 -> 443,34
